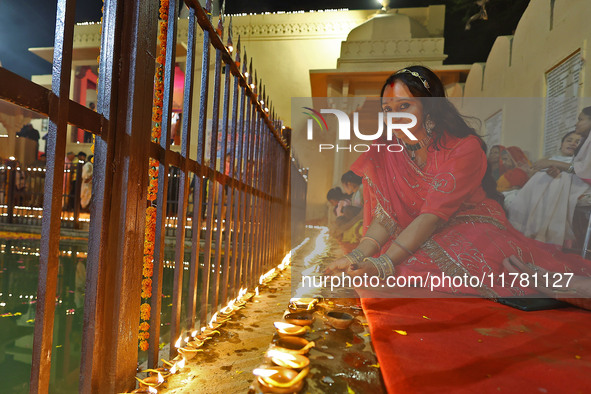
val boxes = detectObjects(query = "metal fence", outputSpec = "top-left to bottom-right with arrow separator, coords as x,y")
0,0 -> 305,392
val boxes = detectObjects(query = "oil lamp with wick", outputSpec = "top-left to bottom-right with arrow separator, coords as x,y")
253,366 -> 310,393
288,298 -> 317,311
273,322 -> 308,337
270,337 -> 315,355
135,371 -> 165,390
267,349 -> 310,370
175,335 -> 204,360
142,357 -> 186,379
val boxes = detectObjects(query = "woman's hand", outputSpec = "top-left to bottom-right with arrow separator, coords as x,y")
546,166 -> 561,178
324,256 -> 378,277
323,256 -> 351,275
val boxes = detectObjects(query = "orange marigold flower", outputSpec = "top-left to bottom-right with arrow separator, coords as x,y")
142,278 -> 153,288
139,340 -> 149,351
143,267 -> 154,278
140,322 -> 150,331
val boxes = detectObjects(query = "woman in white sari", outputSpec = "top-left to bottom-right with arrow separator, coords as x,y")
508,107 -> 591,246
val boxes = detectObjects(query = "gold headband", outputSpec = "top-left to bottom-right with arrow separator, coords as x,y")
395,69 -> 431,91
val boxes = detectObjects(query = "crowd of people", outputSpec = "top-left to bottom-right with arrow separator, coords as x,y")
487,107 -> 591,249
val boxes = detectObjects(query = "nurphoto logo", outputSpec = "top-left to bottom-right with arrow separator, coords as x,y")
303,107 -> 418,152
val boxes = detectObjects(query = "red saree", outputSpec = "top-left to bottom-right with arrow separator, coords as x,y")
351,133 -> 591,298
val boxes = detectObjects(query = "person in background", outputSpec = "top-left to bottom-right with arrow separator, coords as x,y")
507,131 -> 587,247
77,151 -> 87,163
341,170 -> 364,208
80,155 -> 93,211
496,146 -> 530,192
327,187 -> 351,218
487,145 -> 504,181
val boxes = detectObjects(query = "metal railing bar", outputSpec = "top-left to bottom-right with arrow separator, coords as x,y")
221,38 -> 241,304
152,0 -> 179,362
0,67 -> 103,135
184,0 -> 287,151
200,15 -> 224,324
30,0 -> 76,391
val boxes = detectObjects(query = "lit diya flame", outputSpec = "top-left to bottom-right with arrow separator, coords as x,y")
267,349 -> 310,369
274,322 -> 308,336
169,357 -> 185,374
259,268 -> 276,285
174,335 -> 183,349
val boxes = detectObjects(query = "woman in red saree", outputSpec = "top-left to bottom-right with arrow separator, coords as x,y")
496,146 -> 530,192
325,65 -> 590,304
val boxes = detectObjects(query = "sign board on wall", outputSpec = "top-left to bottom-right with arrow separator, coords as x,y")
543,50 -> 582,156
484,109 -> 503,151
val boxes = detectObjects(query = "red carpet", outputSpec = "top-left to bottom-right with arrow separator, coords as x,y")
361,297 -> 591,393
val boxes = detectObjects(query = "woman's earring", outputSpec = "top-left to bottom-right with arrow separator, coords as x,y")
425,115 -> 435,136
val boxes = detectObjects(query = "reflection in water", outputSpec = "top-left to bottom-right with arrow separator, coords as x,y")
0,237 -> 195,393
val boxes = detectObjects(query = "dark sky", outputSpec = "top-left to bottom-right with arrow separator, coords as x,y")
0,0 -> 528,79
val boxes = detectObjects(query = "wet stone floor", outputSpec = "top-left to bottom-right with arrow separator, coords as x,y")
157,234 -> 385,394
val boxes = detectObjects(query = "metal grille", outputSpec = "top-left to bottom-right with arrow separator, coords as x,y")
0,0 -> 305,391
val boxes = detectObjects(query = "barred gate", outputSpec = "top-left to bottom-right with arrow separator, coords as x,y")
0,0 -> 304,392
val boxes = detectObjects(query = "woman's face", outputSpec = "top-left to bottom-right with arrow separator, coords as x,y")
560,133 -> 582,156
381,80 -> 426,143
488,146 -> 500,163
501,151 -> 514,169
575,112 -> 591,137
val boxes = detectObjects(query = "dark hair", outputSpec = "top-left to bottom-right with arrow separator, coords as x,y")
574,107 -> 591,156
561,131 -> 577,145
341,170 -> 362,186
380,65 -> 503,206
78,151 -> 87,157
327,187 -> 347,202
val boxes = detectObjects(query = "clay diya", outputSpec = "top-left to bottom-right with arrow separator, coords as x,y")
288,298 -> 317,311
271,337 -> 315,355
325,311 -> 355,329
283,312 -> 314,326
267,349 -> 310,370
135,372 -> 165,389
142,356 -> 185,380
175,336 -> 204,360
253,366 -> 309,393
274,322 -> 308,337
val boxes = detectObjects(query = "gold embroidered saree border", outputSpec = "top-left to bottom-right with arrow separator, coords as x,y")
421,239 -> 499,299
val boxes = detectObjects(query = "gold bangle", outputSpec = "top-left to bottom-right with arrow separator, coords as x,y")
392,239 -> 413,256
360,236 -> 381,253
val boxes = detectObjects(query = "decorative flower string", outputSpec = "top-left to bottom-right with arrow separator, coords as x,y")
139,0 -> 169,352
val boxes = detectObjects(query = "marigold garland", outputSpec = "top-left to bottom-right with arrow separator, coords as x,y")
139,0 -> 169,352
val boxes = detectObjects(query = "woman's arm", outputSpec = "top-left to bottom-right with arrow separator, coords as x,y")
383,213 -> 442,263
531,159 -> 570,172
324,213 -> 443,276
